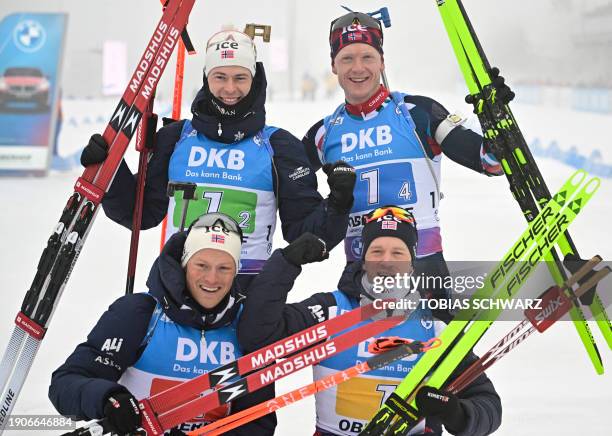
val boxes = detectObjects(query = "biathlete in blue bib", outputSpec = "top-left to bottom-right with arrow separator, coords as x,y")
301,10 -> 512,321
49,213 -> 281,435
239,206 -> 502,436
80,28 -> 356,288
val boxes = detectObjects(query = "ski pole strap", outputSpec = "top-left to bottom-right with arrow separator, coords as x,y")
161,0 -> 195,53
181,26 -> 195,53
368,337 -> 442,354
142,112 -> 158,152
385,392 -> 420,424
421,337 -> 442,352
369,337 -> 410,354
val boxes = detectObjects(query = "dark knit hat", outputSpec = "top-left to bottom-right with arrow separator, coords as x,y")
361,206 -> 418,260
329,12 -> 384,61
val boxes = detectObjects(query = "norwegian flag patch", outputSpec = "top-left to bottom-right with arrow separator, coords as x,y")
381,221 -> 398,230
221,50 -> 234,59
211,234 -> 225,244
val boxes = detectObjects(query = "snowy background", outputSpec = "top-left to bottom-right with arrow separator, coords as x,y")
1,0 -> 612,434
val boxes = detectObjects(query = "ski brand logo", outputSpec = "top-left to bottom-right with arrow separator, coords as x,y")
0,389 -> 15,426
502,209 -> 570,295
219,380 -> 247,403
308,305 -> 325,322
490,205 -> 556,289
110,101 -> 129,131
249,325 -> 328,368
341,125 -> 392,153
139,403 -> 160,434
75,179 -> 103,202
122,107 -> 143,139
101,337 -> 124,353
129,21 -> 180,100
535,296 -> 564,323
176,337 -> 236,365
187,146 -> 245,170
210,365 -> 238,386
15,313 -> 45,340
258,341 -> 337,385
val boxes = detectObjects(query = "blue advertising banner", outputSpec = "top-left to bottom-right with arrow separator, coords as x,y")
0,13 -> 67,174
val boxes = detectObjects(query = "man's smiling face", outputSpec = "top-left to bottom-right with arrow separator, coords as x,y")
332,43 -> 384,105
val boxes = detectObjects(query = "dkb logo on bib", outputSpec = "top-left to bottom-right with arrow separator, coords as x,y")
188,146 -> 245,170
341,125 -> 392,153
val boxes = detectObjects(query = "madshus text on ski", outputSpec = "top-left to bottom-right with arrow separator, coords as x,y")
0,1 -> 609,436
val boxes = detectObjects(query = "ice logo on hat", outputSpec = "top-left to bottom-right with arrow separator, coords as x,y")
343,23 -> 368,34
351,237 -> 363,258
13,20 -> 46,53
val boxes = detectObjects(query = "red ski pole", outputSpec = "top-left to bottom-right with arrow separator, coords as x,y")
125,94 -> 158,294
159,30 -> 188,252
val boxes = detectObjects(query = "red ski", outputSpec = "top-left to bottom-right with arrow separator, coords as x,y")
65,302 -> 407,435
0,1 -> 195,431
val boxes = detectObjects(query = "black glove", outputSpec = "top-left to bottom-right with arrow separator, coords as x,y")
323,160 -> 356,214
103,390 -> 141,435
415,386 -> 467,434
282,232 -> 329,266
80,133 -> 109,167
489,67 -> 515,104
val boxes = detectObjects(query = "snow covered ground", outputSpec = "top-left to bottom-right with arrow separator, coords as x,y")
0,97 -> 611,435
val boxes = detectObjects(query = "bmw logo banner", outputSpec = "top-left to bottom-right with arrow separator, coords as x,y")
0,13 -> 67,175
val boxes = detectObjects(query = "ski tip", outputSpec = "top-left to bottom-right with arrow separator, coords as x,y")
583,177 -> 601,195
569,169 -> 588,187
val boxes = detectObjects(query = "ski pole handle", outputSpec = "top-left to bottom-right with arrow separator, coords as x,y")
166,181 -> 198,231
368,7 -> 391,27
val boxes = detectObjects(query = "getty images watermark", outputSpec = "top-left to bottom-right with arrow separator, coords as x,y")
371,272 -> 545,312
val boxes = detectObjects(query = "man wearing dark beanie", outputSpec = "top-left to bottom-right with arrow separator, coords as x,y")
360,205 -> 418,261
239,205 -> 502,436
302,9 -> 513,322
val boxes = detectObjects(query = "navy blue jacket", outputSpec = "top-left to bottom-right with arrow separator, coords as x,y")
49,233 -> 276,435
102,63 -> 348,250
239,250 -> 502,436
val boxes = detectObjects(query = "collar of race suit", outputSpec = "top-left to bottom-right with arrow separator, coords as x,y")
344,84 -> 390,117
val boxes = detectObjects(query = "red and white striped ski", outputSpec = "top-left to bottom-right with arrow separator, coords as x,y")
65,302 -> 406,435
447,257 -> 610,394
0,1 -> 195,432
189,339 -> 442,435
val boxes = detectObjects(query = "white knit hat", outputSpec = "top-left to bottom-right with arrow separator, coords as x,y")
204,30 -> 257,77
181,221 -> 242,270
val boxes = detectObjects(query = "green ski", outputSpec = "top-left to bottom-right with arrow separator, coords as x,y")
359,171 -> 599,435
436,0 -> 611,372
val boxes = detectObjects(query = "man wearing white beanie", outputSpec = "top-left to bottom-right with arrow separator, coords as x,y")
50,212 -> 304,434
81,28 -> 356,291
